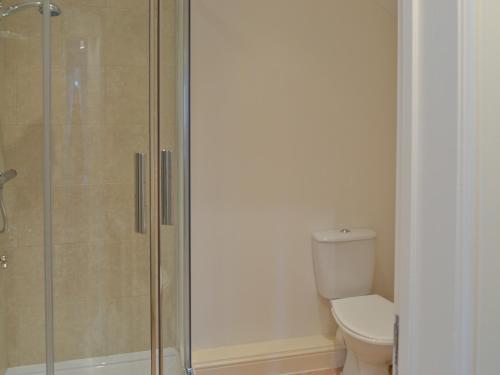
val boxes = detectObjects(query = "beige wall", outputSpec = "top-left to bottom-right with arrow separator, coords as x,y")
191,0 -> 397,349
0,0 -> 154,367
476,1 -> 500,372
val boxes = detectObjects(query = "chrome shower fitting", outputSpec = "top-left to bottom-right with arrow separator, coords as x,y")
0,169 -> 17,234
0,169 -> 16,186
0,0 -> 61,18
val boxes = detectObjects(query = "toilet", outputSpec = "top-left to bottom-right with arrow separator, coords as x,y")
312,228 -> 394,375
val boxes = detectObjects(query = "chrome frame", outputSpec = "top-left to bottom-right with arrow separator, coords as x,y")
42,0 -> 55,374
149,0 -> 191,373
180,0 -> 192,371
148,0 -> 160,373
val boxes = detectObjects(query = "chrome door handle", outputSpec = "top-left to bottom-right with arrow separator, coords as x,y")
161,149 -> 173,225
135,153 -> 147,233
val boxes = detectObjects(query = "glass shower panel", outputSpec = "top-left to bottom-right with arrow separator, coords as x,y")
0,0 -> 188,373
50,0 -> 152,372
0,1 -> 47,372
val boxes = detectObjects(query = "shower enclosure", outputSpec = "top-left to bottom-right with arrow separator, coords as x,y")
0,0 -> 191,374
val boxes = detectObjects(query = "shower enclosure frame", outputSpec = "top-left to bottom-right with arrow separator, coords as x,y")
37,0 -> 193,373
148,0 -> 192,374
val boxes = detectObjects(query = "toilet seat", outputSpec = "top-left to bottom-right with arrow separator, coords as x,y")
331,295 -> 393,346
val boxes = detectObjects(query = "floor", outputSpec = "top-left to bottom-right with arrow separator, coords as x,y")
299,368 -> 392,375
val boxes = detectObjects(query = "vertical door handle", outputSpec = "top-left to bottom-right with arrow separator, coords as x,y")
161,149 -> 173,225
393,314 -> 399,375
135,153 -> 147,233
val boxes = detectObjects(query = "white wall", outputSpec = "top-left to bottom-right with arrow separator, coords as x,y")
191,0 -> 397,350
476,1 -> 500,373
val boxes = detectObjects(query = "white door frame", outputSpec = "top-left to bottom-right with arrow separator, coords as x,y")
396,0 -> 477,374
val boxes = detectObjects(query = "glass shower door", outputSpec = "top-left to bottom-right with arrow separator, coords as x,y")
49,0 -> 154,373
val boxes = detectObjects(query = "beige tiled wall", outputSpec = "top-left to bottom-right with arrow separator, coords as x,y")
0,30 -> 8,375
0,0 -> 158,367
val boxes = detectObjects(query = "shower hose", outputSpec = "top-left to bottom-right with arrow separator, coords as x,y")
0,188 -> 7,233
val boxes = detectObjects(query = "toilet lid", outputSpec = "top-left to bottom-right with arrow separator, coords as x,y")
331,295 -> 394,345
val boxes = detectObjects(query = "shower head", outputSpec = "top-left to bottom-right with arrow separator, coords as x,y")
0,1 -> 61,18
0,169 -> 17,187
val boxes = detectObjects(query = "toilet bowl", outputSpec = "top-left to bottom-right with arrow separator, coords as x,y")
331,295 -> 393,375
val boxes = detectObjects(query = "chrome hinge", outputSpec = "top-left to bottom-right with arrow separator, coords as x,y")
393,314 -> 399,375
185,368 -> 194,375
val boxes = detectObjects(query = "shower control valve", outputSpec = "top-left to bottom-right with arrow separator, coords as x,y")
0,255 -> 7,269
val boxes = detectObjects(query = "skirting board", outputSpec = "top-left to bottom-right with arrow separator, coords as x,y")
192,335 -> 346,375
